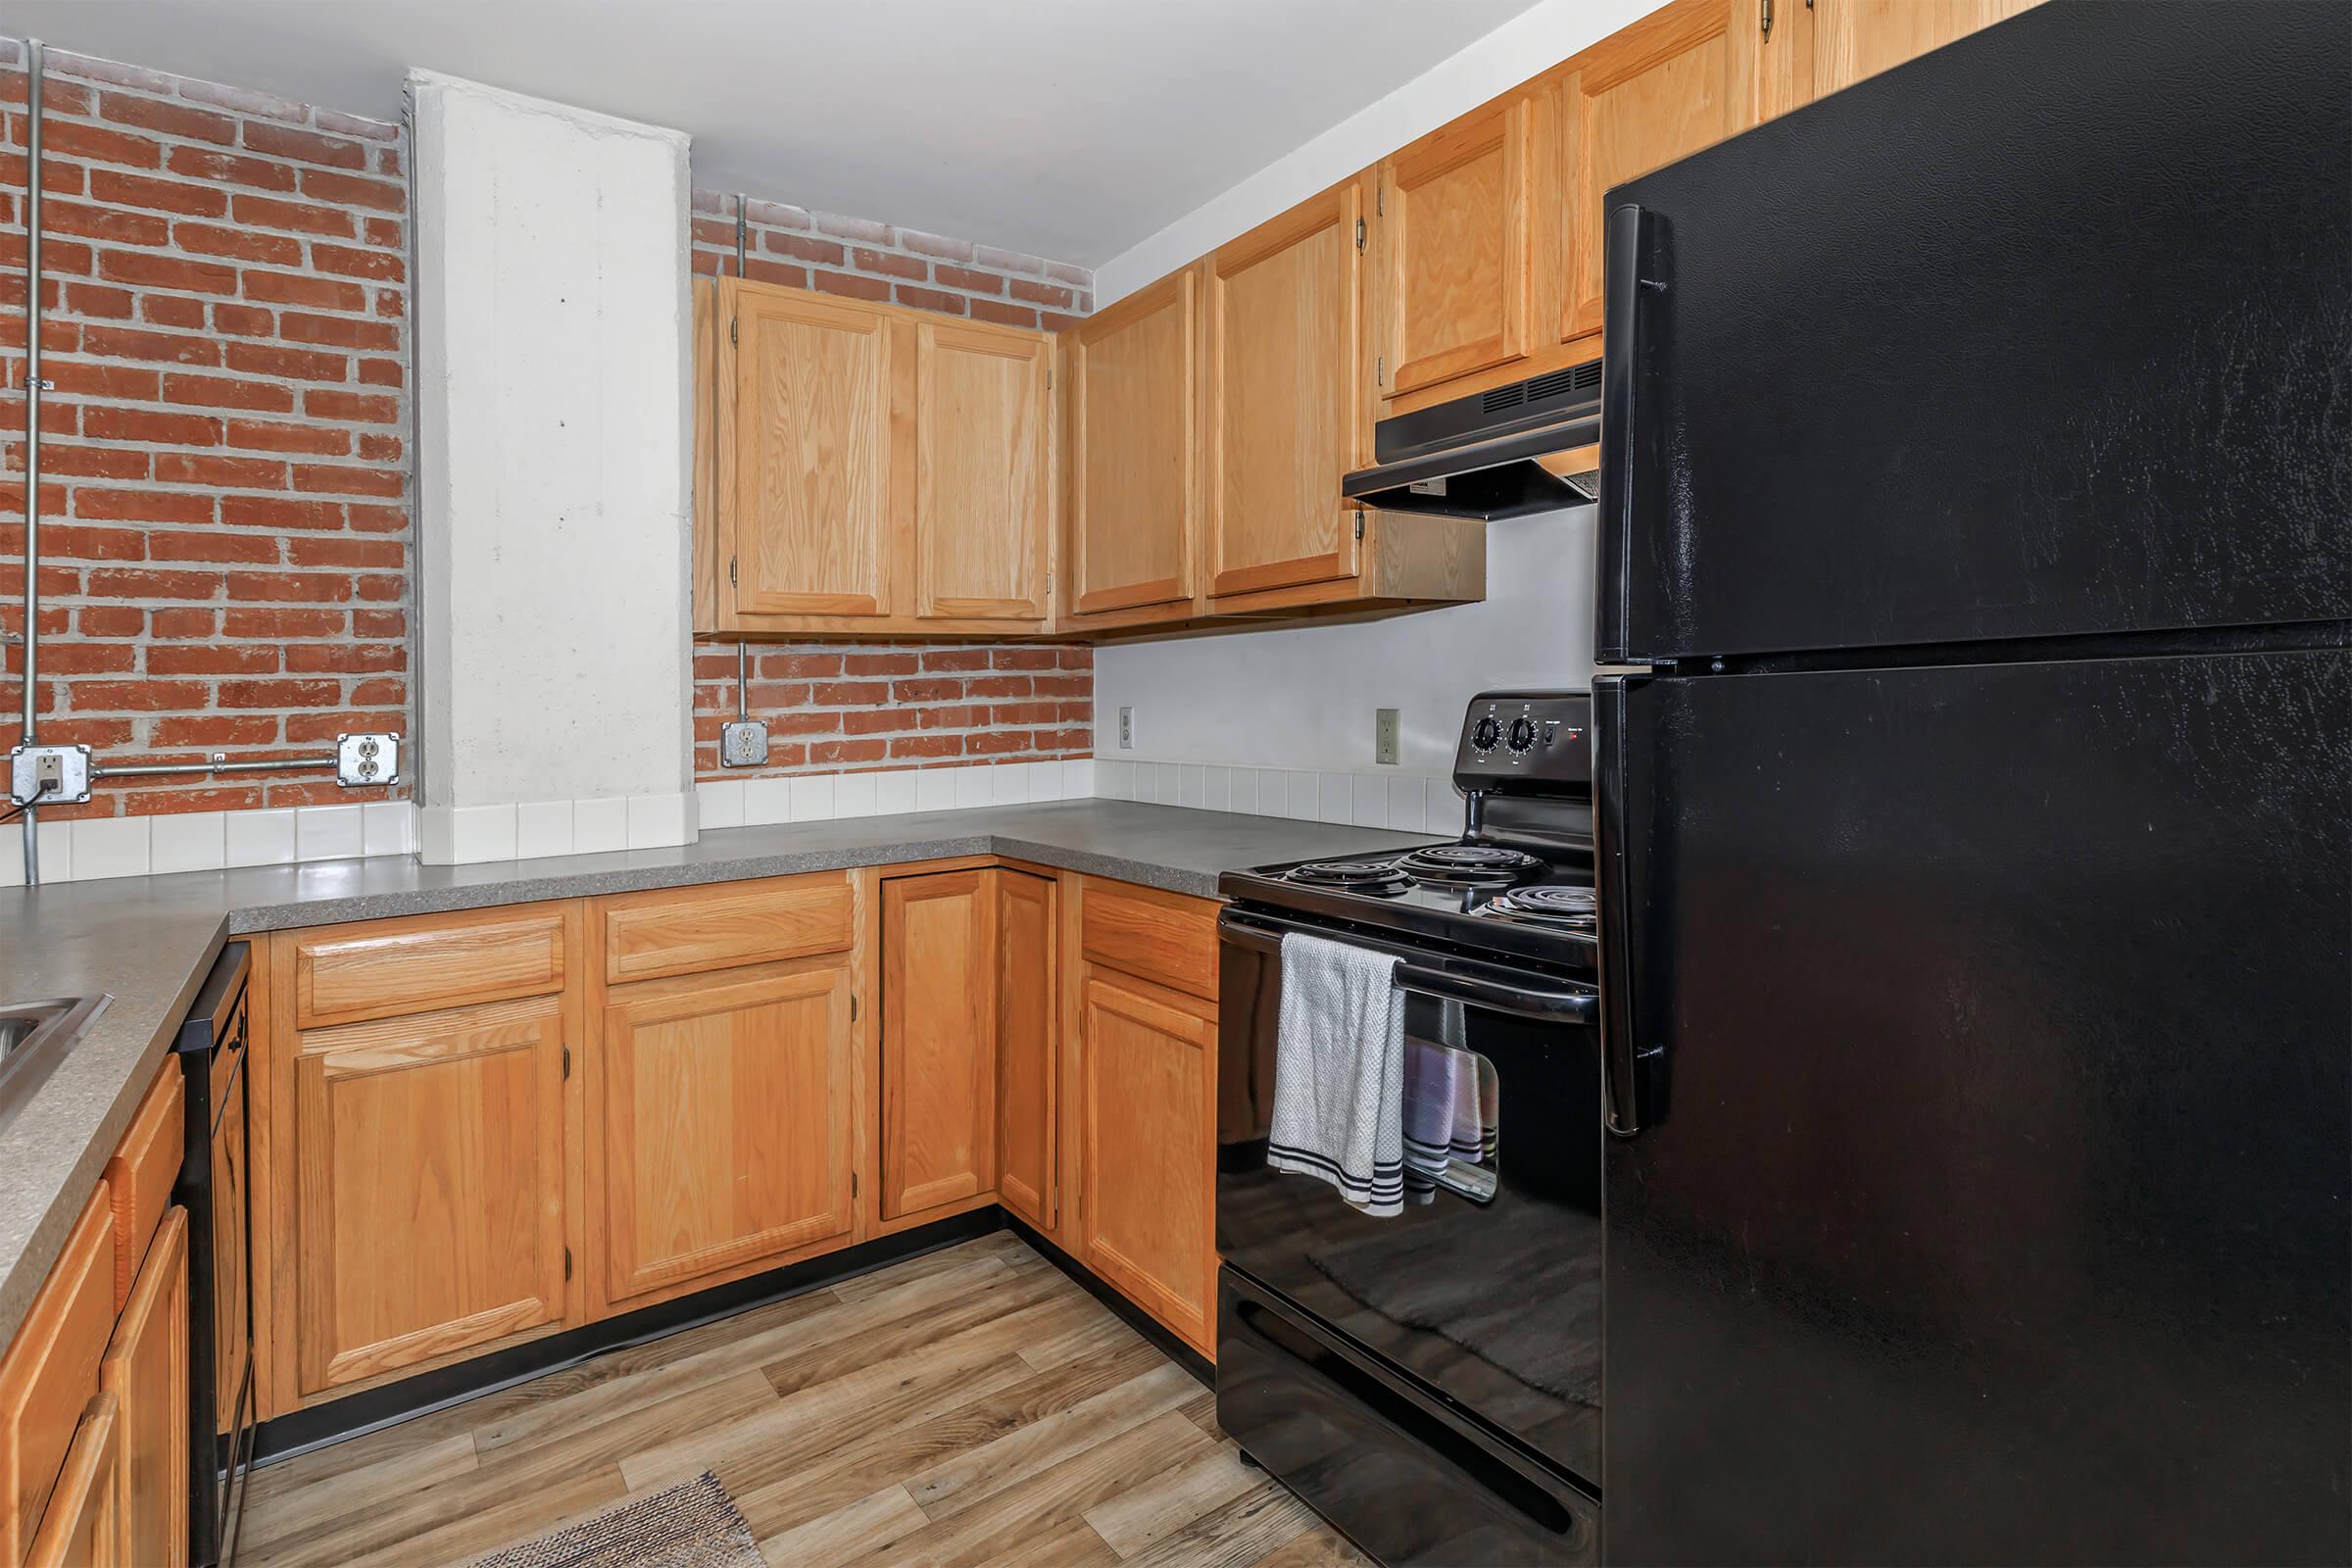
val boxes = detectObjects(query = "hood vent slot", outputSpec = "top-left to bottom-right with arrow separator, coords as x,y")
1344,361 -> 1604,521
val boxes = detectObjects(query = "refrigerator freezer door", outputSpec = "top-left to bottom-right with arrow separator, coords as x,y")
1596,0 -> 2351,662
1598,651 -> 2350,1565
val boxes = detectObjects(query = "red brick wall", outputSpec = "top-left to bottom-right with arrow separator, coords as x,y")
1,40 -> 410,820
686,190 -> 1096,784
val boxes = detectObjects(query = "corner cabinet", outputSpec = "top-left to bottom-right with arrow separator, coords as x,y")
879,870 -> 999,1219
1060,268 -> 1204,630
696,276 -> 1056,637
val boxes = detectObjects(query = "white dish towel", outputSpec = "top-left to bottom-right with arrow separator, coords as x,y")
1266,931 -> 1406,1217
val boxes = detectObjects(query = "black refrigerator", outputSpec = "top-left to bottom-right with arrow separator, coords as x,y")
1590,3 -> 2349,1564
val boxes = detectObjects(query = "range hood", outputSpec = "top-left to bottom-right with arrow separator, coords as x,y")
1343,360 -> 1602,520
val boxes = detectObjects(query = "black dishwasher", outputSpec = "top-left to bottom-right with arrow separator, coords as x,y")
175,941 -> 254,1568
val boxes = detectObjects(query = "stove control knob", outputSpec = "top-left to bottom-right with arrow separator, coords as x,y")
1472,715 -> 1501,753
1507,716 -> 1538,754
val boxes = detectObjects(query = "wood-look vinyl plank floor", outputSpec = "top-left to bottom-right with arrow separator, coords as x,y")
238,1235 -> 1371,1567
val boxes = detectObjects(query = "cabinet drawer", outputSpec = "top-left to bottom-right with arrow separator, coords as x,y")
0,1187 -> 116,1568
1080,881 -> 1220,1001
100,1063 -> 182,1312
293,910 -> 566,1028
602,874 -> 856,983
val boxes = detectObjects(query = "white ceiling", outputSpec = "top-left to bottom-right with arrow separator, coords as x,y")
8,0 -> 1546,268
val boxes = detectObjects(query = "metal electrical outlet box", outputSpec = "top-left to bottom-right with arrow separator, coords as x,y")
720,718 -> 770,768
7,744 -> 93,807
1118,708 -> 1135,749
1375,709 -> 1401,765
334,733 -> 402,787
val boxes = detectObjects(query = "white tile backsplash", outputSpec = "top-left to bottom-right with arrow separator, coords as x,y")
694,778 -> 745,831
225,808 -> 297,868
1084,756 -> 1452,840
514,799 -> 575,859
788,774 -> 836,823
874,770 -> 918,817
296,803 -> 367,861
572,797 -> 629,854
151,810 -> 226,875
832,772 -> 877,819
74,816 -> 151,881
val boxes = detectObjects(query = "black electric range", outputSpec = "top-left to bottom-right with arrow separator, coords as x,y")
1213,692 -> 1605,1567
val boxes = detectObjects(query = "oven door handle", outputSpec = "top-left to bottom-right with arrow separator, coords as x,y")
1395,963 -> 1596,1024
1217,909 -> 1597,1025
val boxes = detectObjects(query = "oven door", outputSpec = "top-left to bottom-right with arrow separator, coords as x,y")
1215,907 -> 1604,1499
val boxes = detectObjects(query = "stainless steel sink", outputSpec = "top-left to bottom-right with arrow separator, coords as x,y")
0,996 -> 110,1126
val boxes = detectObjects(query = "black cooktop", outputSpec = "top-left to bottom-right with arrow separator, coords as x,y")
1219,689 -> 1598,971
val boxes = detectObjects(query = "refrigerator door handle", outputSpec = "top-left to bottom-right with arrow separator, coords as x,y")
1596,202 -> 1654,664
1595,673 -> 1661,1135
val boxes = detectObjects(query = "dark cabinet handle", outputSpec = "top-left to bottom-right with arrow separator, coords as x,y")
1596,202 -> 1653,664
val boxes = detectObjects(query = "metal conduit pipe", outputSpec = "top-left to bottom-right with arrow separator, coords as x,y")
18,38 -> 45,884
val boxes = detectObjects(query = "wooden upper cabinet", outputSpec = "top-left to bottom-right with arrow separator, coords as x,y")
1203,176 -> 1370,601
1793,0 -> 2041,103
994,870 -> 1058,1231
594,962 -> 856,1302
720,278 -> 895,619
1555,0 -> 1762,352
1063,267 -> 1201,621
1078,971 -> 1216,1354
290,993 -> 569,1397
1374,92 -> 1535,408
910,319 -> 1053,625
880,872 -> 998,1219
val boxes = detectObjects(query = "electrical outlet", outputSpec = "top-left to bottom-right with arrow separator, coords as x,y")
7,743 -> 92,806
334,732 -> 402,787
1118,708 -> 1135,750
720,718 -> 771,767
1375,708 -> 1401,766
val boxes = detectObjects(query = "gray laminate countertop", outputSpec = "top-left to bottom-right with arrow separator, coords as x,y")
0,799 -> 1435,1348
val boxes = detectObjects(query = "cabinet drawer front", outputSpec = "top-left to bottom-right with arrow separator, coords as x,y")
1080,881 -> 1220,1000
101,1062 -> 183,1312
0,1188 -> 117,1568
602,874 -> 856,983
293,912 -> 566,1028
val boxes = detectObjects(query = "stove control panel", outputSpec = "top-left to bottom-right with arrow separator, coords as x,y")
1453,690 -> 1592,790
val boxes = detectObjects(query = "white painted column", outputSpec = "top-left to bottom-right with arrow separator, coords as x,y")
410,71 -> 697,863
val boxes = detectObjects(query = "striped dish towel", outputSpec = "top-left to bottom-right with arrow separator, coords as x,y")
1266,931 -> 1406,1216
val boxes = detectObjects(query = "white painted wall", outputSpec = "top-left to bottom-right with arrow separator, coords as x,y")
1095,505 -> 1597,775
1094,0 -> 1663,305
412,71 -> 698,864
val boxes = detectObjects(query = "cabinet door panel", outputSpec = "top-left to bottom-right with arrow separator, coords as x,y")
24,1394 -> 124,1568
881,873 -> 997,1219
726,281 -> 893,617
1806,0 -> 2041,100
293,996 -> 567,1396
914,321 -> 1052,622
99,1209 -> 187,1568
1377,95 -> 1533,401
1066,270 -> 1199,616
0,1189 -> 115,1568
1205,179 -> 1367,599
1559,0 -> 1759,348
995,871 -> 1058,1229
1079,972 -> 1214,1350
599,965 -> 854,1300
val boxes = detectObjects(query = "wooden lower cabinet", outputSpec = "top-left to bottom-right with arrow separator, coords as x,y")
995,871 -> 1059,1230
23,1394 -> 123,1568
0,1189 -> 115,1568
98,1210 -> 186,1568
289,992 -> 570,1397
591,960 -> 857,1305
880,872 -> 998,1219
1077,968 -> 1217,1355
